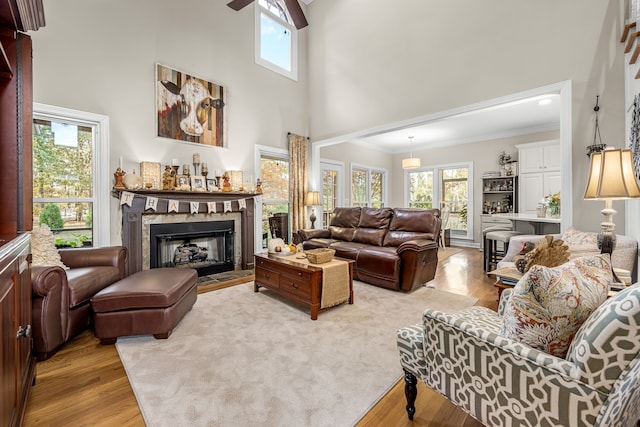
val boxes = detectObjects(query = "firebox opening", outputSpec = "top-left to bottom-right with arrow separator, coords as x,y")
150,221 -> 235,276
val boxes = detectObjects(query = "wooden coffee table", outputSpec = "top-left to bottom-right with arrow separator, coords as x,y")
254,253 -> 354,320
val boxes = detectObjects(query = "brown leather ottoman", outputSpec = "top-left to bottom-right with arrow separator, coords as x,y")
91,268 -> 198,344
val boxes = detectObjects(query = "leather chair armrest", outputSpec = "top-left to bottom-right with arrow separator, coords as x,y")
31,265 -> 69,298
298,229 -> 331,242
31,265 -> 70,357
59,246 -> 128,278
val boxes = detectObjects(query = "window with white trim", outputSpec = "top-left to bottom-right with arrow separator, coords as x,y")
351,165 -> 386,208
255,0 -> 298,81
32,104 -> 110,248
406,163 -> 473,240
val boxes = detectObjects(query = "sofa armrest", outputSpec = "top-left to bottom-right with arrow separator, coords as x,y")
396,239 -> 438,254
298,228 -> 331,242
59,246 -> 128,278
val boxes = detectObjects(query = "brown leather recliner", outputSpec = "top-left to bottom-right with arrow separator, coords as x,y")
31,246 -> 128,360
298,207 -> 441,291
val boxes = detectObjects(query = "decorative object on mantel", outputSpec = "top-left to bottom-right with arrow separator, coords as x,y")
586,95 -> 607,157
123,169 -> 143,190
193,152 -> 201,175
402,136 -> 421,170
221,173 -> 232,192
191,175 -> 206,192
226,170 -> 243,191
114,168 -> 126,189
584,148 -> 640,282
162,165 -> 175,190
156,64 -> 226,147
255,178 -> 263,194
140,161 -> 161,189
176,174 -> 191,191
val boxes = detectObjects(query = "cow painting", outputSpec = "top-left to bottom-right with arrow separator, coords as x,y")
156,64 -> 225,146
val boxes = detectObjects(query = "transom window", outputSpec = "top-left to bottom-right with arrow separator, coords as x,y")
255,0 -> 298,81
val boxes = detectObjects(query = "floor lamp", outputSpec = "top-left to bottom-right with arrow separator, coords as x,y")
584,148 -> 640,283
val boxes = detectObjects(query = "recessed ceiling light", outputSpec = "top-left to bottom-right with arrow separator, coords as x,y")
538,98 -> 552,106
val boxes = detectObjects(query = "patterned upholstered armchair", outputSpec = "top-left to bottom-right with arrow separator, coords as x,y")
397,284 -> 640,426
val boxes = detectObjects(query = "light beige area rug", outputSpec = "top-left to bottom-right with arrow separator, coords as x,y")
116,281 -> 477,427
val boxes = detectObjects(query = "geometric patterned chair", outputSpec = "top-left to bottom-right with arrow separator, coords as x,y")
397,284 -> 640,426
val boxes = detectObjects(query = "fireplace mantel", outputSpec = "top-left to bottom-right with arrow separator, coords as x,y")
113,189 -> 257,274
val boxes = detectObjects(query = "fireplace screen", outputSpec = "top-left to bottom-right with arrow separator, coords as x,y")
150,221 -> 234,276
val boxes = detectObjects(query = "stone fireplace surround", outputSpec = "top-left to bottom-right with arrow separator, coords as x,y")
116,190 -> 256,275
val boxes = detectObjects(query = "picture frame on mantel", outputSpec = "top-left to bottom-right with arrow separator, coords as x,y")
155,63 -> 226,147
191,175 -> 206,192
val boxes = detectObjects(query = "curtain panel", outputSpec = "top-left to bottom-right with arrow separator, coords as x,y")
288,133 -> 308,238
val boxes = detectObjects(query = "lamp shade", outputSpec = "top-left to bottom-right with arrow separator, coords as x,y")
305,191 -> 321,206
584,148 -> 640,200
402,157 -> 421,169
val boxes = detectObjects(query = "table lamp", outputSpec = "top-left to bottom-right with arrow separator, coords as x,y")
305,191 -> 321,228
584,148 -> 640,280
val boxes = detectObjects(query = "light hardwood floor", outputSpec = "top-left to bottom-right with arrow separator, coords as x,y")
23,247 -> 498,427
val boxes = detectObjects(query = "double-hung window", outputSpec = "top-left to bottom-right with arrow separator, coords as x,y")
32,104 -> 110,248
255,0 -> 298,80
351,165 -> 386,208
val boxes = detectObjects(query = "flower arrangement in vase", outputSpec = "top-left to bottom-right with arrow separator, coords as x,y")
545,192 -> 561,218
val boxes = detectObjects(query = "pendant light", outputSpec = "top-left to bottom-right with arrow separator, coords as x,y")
402,136 -> 421,169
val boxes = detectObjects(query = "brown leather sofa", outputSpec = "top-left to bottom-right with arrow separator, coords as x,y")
31,246 -> 128,360
298,207 -> 441,291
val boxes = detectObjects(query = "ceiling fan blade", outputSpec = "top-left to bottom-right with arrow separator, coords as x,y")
227,0 -> 255,11
283,0 -> 308,29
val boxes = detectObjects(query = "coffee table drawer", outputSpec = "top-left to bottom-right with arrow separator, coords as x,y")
255,267 -> 280,288
280,272 -> 312,299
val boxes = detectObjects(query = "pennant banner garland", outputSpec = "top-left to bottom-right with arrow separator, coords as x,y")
118,191 -> 255,215
145,197 -> 158,211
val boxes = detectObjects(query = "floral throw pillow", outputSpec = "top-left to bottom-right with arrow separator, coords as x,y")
499,254 -> 611,358
561,227 -> 600,260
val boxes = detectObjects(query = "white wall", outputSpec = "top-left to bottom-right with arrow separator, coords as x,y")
306,0 -> 626,234
30,0 -> 309,244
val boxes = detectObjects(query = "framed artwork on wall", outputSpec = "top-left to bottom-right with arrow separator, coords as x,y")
156,63 -> 226,147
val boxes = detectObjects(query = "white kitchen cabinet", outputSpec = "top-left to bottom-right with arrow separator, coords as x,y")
519,172 -> 561,214
518,140 -> 561,174
517,140 -> 562,215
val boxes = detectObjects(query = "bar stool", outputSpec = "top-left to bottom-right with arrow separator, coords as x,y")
484,230 -> 523,272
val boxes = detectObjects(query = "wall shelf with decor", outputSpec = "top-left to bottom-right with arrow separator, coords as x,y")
481,176 -> 517,215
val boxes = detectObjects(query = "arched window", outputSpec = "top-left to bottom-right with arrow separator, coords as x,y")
255,0 -> 298,80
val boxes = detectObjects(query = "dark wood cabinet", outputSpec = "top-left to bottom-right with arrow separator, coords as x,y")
0,29 -> 33,237
0,233 -> 35,427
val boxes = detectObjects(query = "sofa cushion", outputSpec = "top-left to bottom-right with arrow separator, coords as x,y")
353,228 -> 387,246
31,225 -> 69,270
357,207 -> 393,228
303,238 -> 337,250
500,255 -> 611,358
330,207 -> 361,228
384,208 -> 439,247
328,241 -> 367,260
329,226 -> 356,242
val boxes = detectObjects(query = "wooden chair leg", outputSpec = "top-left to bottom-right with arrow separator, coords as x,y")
403,369 -> 417,420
